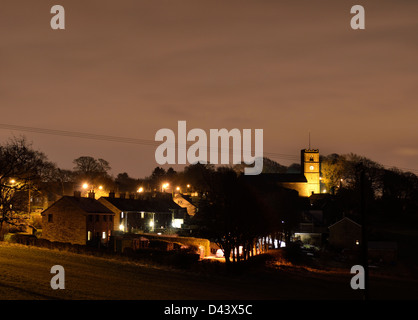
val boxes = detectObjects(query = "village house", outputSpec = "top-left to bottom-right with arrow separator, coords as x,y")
41,191 -> 114,245
172,193 -> 196,216
293,194 -> 332,246
328,217 -> 362,250
98,192 -> 187,234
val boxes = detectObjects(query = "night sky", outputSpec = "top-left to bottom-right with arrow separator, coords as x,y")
1,0 -> 417,178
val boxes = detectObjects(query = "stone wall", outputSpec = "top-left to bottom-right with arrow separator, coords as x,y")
41,198 -> 87,245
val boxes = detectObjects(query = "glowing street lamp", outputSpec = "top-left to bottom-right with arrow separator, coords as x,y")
137,187 -> 144,193
162,183 -> 169,192
82,183 -> 89,190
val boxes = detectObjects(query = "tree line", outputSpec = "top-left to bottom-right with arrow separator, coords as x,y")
320,153 -> 418,221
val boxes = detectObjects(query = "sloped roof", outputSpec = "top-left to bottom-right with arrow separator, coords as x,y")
42,196 -> 114,215
328,217 -> 361,229
243,173 -> 307,183
100,197 -> 182,213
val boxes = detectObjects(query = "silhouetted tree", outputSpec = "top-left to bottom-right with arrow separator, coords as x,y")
182,163 -> 215,194
72,156 -> 113,190
115,172 -> 140,193
0,137 -> 55,235
192,167 -> 296,266
379,168 -> 418,216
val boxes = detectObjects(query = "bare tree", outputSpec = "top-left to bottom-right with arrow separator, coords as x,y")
73,156 -> 111,177
72,156 -> 113,190
0,137 -> 55,235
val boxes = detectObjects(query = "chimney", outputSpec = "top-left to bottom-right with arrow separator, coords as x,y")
88,191 -> 95,199
108,191 -> 115,198
74,191 -> 81,197
129,193 -> 135,200
119,192 -> 126,199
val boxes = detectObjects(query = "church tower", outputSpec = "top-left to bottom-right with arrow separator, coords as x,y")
301,148 -> 320,195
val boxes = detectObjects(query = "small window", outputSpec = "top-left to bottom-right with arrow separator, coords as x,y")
95,215 -> 99,222
88,215 -> 93,222
48,214 -> 53,223
87,231 -> 92,241
103,215 -> 107,222
102,232 -> 106,240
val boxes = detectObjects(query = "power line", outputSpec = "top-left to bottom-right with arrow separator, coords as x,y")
0,123 -> 160,147
0,123 -> 300,162
0,123 -> 417,174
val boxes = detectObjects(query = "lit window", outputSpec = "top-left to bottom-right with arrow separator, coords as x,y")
172,219 -> 184,228
87,231 -> 91,241
102,232 -> 106,239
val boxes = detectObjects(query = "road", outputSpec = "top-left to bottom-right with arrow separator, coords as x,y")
0,242 -> 416,300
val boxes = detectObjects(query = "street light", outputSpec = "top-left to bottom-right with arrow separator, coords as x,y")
82,183 -> 104,192
137,187 -> 144,193
162,183 -> 169,192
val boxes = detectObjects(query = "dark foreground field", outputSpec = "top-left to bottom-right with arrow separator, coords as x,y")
0,242 -> 417,300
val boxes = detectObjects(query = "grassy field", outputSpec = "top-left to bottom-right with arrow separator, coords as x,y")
0,242 -> 417,300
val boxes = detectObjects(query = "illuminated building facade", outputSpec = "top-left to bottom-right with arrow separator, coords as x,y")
300,148 -> 321,196
244,148 -> 322,198
277,148 -> 321,197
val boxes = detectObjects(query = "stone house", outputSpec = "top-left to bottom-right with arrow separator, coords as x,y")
328,217 -> 362,250
41,192 -> 114,245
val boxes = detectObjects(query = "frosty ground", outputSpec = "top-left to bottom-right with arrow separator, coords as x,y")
0,242 -> 417,300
